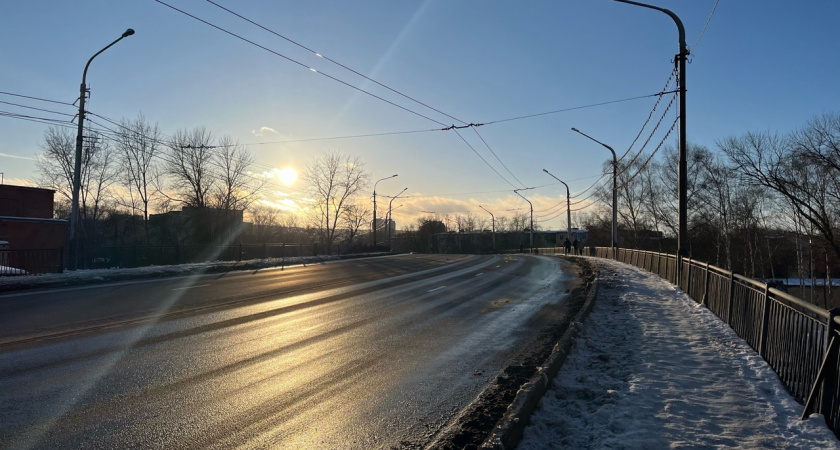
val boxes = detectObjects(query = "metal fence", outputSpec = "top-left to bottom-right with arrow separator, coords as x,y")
550,246 -> 840,438
0,248 -> 63,275
0,244 -> 319,275
79,243 -> 317,270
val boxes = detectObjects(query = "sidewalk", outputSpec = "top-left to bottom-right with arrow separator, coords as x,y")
519,258 -> 840,449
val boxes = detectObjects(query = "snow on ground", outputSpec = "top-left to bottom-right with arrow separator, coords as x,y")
0,255 -> 351,291
519,258 -> 840,450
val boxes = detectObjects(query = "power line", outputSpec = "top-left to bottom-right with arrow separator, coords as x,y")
614,92 -> 677,179
618,69 -> 677,163
0,91 -> 74,106
470,128 -> 527,188
451,129 -> 518,189
242,128 -> 441,145
152,0 -> 449,127
483,92 -> 671,126
614,116 -> 679,191
0,99 -> 75,117
203,0 -> 468,126
692,0 -> 721,54
0,110 -> 74,127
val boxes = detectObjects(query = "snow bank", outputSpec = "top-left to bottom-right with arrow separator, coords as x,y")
519,258 -> 840,449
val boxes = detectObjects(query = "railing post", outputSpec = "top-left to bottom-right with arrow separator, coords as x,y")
821,310 -> 840,416
758,283 -> 773,358
686,257 -> 692,294
802,308 -> 840,420
701,262 -> 711,306
727,271 -> 736,326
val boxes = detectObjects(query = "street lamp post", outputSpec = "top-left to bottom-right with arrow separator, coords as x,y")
68,28 -> 135,270
478,205 -> 495,252
542,169 -> 572,252
572,127 -> 617,252
387,187 -> 407,252
611,0 -> 688,258
513,188 -> 534,253
372,174 -> 397,248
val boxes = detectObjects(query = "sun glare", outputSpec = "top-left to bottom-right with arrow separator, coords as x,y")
275,167 -> 298,185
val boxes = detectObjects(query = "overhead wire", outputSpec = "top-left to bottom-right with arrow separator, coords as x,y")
152,0 -> 449,127
0,91 -> 75,106
202,0 -> 468,126
154,0 -> 534,191
692,0 -> 721,54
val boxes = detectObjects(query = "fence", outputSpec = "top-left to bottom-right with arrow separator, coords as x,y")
0,244 -> 318,275
0,248 -> 63,275
78,243 -> 317,270
547,246 -> 840,438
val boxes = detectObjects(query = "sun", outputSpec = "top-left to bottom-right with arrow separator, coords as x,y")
275,167 -> 297,185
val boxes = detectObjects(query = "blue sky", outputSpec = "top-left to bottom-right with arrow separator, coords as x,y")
2,0 -> 839,230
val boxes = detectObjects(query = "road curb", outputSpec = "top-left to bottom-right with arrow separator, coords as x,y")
479,269 -> 600,450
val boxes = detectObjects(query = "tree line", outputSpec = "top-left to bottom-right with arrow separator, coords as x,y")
36,114 -> 265,247
575,112 -> 840,285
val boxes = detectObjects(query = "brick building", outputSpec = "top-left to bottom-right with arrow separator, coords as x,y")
0,184 -> 67,273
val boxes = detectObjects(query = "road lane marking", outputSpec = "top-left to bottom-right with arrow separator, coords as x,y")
475,273 -> 484,277
428,286 -> 447,293
171,284 -> 210,291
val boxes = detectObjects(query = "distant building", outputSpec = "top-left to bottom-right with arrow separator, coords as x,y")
149,206 -> 244,246
0,184 -> 67,273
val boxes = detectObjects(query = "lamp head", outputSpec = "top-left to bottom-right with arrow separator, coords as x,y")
571,127 -> 579,132
122,28 -> 135,38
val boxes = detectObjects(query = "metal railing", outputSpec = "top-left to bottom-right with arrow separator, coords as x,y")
552,246 -> 840,438
79,243 -> 316,270
0,248 -> 63,275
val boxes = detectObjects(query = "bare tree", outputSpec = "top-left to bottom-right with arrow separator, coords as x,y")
165,127 -> 216,208
721,126 -> 840,259
343,203 -> 370,248
211,135 -> 263,211
510,213 -> 529,232
302,151 -> 369,253
36,126 -> 116,230
116,113 -> 161,238
36,127 -> 75,206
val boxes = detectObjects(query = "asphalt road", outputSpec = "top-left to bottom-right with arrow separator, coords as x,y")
0,254 -> 571,449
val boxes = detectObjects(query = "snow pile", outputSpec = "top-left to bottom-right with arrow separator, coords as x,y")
519,258 -> 840,449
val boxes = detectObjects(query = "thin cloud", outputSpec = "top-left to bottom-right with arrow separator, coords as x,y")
250,126 -> 278,137
0,152 -> 37,161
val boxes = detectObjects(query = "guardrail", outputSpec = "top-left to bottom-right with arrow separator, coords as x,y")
537,245 -> 840,437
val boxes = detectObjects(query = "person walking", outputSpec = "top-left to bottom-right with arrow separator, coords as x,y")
564,237 -> 571,255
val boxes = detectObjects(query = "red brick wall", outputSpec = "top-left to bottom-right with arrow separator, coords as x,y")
0,218 -> 67,250
0,185 -> 55,219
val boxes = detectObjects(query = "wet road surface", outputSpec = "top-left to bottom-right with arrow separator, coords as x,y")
0,254 -> 570,449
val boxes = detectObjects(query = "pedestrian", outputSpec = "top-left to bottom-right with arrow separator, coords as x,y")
563,237 -> 571,255
519,242 -> 524,253
573,238 -> 580,255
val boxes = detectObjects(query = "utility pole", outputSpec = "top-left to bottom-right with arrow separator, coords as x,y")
69,28 -> 135,270
514,188 -> 534,253
542,169 -> 572,252
372,174 -> 397,248
612,0 -> 688,258
571,128 -> 617,252
479,205 -> 496,252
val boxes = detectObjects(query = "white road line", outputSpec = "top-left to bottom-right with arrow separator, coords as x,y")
475,273 -> 484,277
171,284 -> 210,291
427,286 -> 447,293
